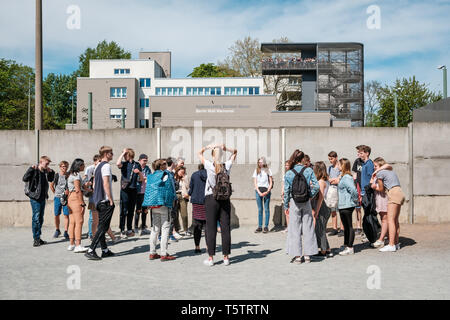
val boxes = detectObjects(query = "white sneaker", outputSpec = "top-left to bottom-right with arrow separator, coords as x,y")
339,247 -> 354,256
304,256 -> 311,263
173,232 -> 183,240
67,244 -> 75,251
372,240 -> 384,248
223,258 -> 230,266
379,245 -> 396,252
203,258 -> 214,267
74,245 -> 88,253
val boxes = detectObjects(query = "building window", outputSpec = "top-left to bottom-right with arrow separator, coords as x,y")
140,119 -> 149,128
114,68 -> 130,75
155,87 -> 184,96
139,98 -> 149,108
185,87 -> 221,96
224,86 -> 260,95
110,108 -> 127,119
110,87 -> 127,98
140,78 -> 151,88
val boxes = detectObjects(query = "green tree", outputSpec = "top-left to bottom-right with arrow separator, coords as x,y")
42,73 -> 77,129
375,76 -> 442,127
0,59 -> 34,129
188,63 -> 241,77
76,40 -> 131,77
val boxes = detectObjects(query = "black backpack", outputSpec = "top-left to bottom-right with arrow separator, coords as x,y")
213,164 -> 232,201
290,167 -> 310,203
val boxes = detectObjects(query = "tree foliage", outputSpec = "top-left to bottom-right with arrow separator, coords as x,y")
218,36 -> 263,77
0,59 -> 34,129
364,80 -> 382,127
374,76 -> 442,127
188,63 -> 241,77
76,40 -> 131,77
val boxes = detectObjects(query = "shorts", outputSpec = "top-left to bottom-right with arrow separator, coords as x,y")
387,186 -> 405,205
375,190 -> 388,213
54,197 -> 69,216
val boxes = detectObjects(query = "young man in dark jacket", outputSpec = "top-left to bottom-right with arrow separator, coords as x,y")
23,156 -> 55,247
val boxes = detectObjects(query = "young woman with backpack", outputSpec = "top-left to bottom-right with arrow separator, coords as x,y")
337,158 -> 359,256
283,150 -> 319,264
198,144 -> 237,267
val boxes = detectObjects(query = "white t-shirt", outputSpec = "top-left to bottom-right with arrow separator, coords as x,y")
67,173 -> 82,192
85,164 -> 95,181
252,169 -> 272,189
204,159 -> 233,196
94,163 -> 113,201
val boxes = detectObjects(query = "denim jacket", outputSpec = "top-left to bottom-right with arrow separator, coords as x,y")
283,164 -> 319,209
338,174 -> 359,209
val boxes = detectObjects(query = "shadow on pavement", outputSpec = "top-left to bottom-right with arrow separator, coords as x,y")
225,248 -> 282,264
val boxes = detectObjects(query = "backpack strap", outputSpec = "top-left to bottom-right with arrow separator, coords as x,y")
54,173 -> 59,185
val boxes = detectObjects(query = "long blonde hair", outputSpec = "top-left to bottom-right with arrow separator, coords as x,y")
212,147 -> 224,175
256,157 -> 269,175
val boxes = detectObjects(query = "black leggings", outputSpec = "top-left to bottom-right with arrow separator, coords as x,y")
134,193 -> 148,229
119,188 -> 137,232
339,207 -> 355,247
193,219 -> 207,247
205,195 -> 231,256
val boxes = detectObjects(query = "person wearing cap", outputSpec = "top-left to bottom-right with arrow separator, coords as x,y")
23,155 -> 55,247
135,153 -> 152,235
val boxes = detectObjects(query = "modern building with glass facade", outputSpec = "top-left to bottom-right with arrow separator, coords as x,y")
73,44 -> 364,129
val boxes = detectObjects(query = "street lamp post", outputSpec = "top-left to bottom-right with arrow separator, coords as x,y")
393,92 -> 398,127
438,65 -> 447,99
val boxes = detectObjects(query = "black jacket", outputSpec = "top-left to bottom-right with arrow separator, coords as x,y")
361,184 -> 381,243
188,169 -> 207,205
23,167 -> 55,201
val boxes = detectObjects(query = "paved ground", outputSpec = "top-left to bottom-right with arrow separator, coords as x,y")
1,223 -> 450,300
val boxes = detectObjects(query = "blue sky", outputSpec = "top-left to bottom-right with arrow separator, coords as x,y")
1,0 -> 449,93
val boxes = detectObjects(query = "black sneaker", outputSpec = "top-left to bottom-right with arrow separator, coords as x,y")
338,230 -> 344,237
194,248 -> 202,254
39,239 -> 47,245
263,227 -> 269,233
328,229 -> 338,236
254,227 -> 262,233
101,249 -> 115,258
53,229 -> 61,238
85,250 -> 102,261
33,239 -> 40,247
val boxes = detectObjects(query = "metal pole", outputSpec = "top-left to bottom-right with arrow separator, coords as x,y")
71,93 -> 74,129
28,77 -> 31,130
88,92 -> 92,130
443,67 -> 447,99
35,0 -> 43,130
394,92 -> 398,127
121,108 -> 125,128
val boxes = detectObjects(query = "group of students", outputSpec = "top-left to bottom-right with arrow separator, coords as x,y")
23,142 -> 404,265
251,145 -> 406,263
22,143 -> 238,265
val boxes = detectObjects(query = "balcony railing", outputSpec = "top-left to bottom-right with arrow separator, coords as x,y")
262,60 -> 317,71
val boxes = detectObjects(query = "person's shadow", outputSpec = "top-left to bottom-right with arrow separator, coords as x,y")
173,241 -> 260,259
352,235 -> 417,253
224,248 -> 282,265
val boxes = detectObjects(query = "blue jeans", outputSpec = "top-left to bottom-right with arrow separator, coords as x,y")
88,210 -> 93,237
255,190 -> 271,228
30,199 -> 46,240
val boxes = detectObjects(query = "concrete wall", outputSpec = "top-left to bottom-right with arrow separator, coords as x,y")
1,123 -> 449,228
412,122 -> 450,223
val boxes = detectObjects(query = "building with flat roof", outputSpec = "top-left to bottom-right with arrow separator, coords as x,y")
261,42 -> 364,126
72,44 -> 363,130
